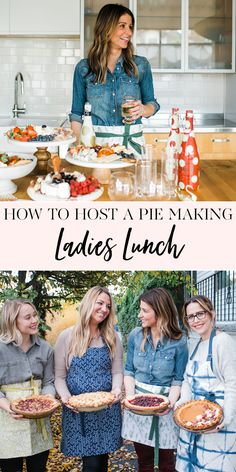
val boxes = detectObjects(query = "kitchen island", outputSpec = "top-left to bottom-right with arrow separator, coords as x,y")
12,159 -> 236,201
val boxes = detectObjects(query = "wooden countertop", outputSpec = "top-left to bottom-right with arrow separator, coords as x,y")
12,159 -> 236,202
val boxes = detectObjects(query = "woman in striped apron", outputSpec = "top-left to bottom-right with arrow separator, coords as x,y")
55,286 -> 123,472
70,4 -> 159,156
122,287 -> 188,472
176,295 -> 236,472
0,299 -> 55,472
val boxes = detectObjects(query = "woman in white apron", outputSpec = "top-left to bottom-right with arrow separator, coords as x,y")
0,299 -> 55,472
122,287 -> 188,472
70,4 -> 160,156
176,295 -> 236,472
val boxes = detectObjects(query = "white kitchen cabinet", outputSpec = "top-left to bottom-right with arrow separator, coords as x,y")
135,0 -> 235,72
81,0 -> 235,72
0,0 -> 10,34
9,0 -> 80,35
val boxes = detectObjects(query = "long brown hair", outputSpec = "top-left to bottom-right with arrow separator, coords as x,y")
140,288 -> 182,351
182,295 -> 215,331
69,286 -> 117,358
87,3 -> 138,83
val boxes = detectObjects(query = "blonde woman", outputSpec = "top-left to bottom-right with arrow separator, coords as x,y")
0,299 -> 55,472
122,288 -> 188,472
176,295 -> 236,472
55,286 -> 123,472
70,3 -> 159,154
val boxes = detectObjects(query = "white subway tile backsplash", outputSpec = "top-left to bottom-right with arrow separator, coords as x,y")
61,49 -> 74,56
0,37 -> 80,116
66,57 -> 76,65
0,37 -> 227,117
154,72 -> 224,113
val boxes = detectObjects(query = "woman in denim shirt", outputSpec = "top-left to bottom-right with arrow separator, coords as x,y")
122,288 -> 188,472
70,4 -> 159,154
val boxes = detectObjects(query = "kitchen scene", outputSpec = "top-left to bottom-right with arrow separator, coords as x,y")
0,0 -> 236,202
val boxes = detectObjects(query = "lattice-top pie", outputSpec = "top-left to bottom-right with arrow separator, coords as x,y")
11,395 -> 60,419
67,391 -> 115,412
174,400 -> 223,431
124,393 -> 170,415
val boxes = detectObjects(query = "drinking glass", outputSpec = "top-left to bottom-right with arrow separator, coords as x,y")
161,148 -> 178,199
108,171 -> 136,200
121,96 -> 136,124
135,160 -> 158,199
140,143 -> 153,160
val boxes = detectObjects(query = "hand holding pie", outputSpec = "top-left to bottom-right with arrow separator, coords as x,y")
124,393 -> 170,415
67,391 -> 115,412
173,399 -> 223,432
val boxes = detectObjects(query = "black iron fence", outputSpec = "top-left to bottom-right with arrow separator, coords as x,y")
196,271 -> 236,323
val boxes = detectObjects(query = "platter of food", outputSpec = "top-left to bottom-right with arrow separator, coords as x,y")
11,394 -> 60,419
66,144 -> 137,169
0,152 -> 33,168
173,400 -> 223,433
6,125 -> 75,146
67,391 -> 115,412
0,153 -> 37,194
124,394 -> 170,416
27,155 -> 103,201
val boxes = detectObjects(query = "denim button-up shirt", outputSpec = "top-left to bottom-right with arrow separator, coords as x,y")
125,327 -> 188,387
70,55 -> 160,126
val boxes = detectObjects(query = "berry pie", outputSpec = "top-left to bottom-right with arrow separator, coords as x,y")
124,394 -> 170,415
67,391 -> 115,412
11,395 -> 60,419
174,400 -> 223,432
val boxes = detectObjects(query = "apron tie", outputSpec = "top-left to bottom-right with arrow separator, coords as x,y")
95,123 -> 143,155
3,378 -> 48,440
135,384 -> 168,469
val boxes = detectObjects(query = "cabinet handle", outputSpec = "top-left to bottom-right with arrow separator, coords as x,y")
211,138 -> 230,143
154,138 -> 168,143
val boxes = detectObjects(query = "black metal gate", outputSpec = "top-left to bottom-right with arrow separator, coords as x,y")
196,271 -> 236,322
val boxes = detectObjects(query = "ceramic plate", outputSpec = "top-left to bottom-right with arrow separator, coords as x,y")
27,186 -> 104,201
65,153 -> 135,169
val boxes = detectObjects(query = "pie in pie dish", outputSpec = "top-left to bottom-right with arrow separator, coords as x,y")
174,400 -> 223,432
11,395 -> 60,419
67,391 -> 115,412
124,394 -> 170,415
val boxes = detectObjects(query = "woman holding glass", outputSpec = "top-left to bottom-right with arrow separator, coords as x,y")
122,287 -> 188,472
176,295 -> 236,472
55,286 -> 123,472
70,3 -> 159,155
0,299 -> 55,472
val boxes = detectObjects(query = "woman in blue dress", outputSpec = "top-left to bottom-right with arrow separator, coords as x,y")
70,3 -> 159,154
176,295 -> 236,472
55,286 -> 123,472
122,287 -> 188,472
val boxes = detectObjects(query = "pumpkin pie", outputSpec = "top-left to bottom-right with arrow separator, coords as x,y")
174,399 -> 223,431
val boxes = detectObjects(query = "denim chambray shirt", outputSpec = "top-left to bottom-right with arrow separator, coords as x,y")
125,327 -> 188,387
70,55 -> 160,126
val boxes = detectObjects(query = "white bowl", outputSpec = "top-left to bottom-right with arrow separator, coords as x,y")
0,154 -> 37,194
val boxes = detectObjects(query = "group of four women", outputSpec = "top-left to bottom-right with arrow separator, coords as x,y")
0,286 -> 235,472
